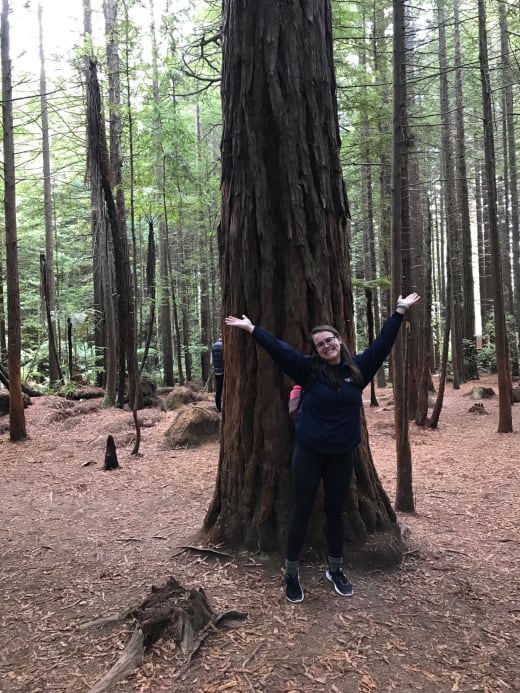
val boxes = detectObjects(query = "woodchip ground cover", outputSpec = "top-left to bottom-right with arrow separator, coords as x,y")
0,375 -> 519,692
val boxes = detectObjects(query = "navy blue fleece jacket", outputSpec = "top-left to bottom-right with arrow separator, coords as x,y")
252,312 -> 404,454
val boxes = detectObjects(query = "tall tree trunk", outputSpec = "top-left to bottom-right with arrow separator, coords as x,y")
0,253 -> 6,360
86,59 -> 141,448
149,0 -> 174,386
1,0 -> 26,441
429,272 -> 451,430
121,0 -> 139,339
83,0 -> 108,390
196,104 -> 211,387
475,166 -> 488,336
104,0 -> 135,412
38,3 -> 61,384
84,0 -> 117,403
478,0 -> 512,433
453,0 -> 478,381
40,255 -> 63,383
499,2 -> 520,373
139,219 -> 156,374
415,202 -> 433,426
438,0 -> 462,388
391,0 -> 414,513
159,218 -> 175,385
205,0 -> 399,555
373,0 -> 392,386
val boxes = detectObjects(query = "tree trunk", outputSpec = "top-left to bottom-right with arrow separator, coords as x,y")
373,1 -> 392,388
429,283 -> 451,429
1,0 -> 26,441
0,255 -> 6,361
40,255 -> 63,384
84,0 -> 117,404
148,3 -> 174,387
499,2 -> 520,372
478,0 -> 512,433
196,105 -> 211,387
475,166 -> 488,335
205,0 -> 399,556
453,0 -> 478,381
438,0 -> 463,389
159,219 -> 175,385
391,0 -> 414,513
86,59 -> 141,447
139,219 -> 156,374
38,4 -> 61,384
415,203 -> 433,426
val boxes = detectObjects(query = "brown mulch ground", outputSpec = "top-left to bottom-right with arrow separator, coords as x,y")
1,375 -> 519,693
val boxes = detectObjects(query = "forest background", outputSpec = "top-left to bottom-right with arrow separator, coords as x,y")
3,0 -> 519,401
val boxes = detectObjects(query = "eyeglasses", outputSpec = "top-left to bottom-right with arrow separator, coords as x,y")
314,336 -> 338,350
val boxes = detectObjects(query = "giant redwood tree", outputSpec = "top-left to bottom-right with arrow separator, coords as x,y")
204,0 -> 402,560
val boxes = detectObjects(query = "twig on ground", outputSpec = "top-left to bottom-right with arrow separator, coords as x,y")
172,545 -> 234,559
241,640 -> 266,669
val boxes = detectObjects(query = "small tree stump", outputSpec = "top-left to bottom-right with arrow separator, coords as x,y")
86,575 -> 247,693
103,435 -> 119,470
468,402 -> 488,414
133,576 -> 215,652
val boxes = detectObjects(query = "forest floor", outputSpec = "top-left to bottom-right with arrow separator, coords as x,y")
1,374 -> 519,693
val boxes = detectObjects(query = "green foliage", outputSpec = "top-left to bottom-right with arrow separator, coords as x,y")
477,315 -> 519,374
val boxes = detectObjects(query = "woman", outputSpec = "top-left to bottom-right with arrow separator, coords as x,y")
225,292 -> 420,603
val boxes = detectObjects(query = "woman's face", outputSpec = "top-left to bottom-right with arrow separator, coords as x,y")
313,330 -> 342,365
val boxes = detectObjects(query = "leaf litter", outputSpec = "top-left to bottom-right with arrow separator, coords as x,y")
0,374 -> 519,691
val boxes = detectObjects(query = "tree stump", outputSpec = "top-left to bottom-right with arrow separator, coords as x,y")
468,402 -> 488,414
103,435 -> 119,470
470,386 -> 495,399
86,575 -> 247,693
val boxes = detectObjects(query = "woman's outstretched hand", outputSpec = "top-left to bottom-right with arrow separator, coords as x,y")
224,314 -> 255,334
396,292 -> 421,313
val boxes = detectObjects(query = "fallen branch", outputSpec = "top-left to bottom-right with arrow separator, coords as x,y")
241,640 -> 266,669
172,545 -> 234,559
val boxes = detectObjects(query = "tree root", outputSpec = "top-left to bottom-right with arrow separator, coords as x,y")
87,627 -> 144,693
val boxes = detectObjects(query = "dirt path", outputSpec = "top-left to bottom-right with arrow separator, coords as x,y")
1,376 -> 519,692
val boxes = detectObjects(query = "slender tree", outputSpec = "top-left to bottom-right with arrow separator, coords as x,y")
1,0 -> 26,441
499,2 -> 520,350
438,0 -> 462,388
391,0 -> 414,512
477,0 -> 512,433
38,3 -> 61,384
149,0 -> 175,386
139,219 -> 156,374
453,0 -> 478,381
86,58 -> 142,448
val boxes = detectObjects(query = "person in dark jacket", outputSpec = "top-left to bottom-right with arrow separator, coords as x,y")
211,336 -> 224,412
224,292 -> 420,603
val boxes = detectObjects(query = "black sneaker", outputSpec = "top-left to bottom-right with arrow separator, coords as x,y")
285,573 -> 304,603
325,568 -> 353,597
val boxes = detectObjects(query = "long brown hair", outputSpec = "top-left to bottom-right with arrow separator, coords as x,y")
310,325 -> 364,387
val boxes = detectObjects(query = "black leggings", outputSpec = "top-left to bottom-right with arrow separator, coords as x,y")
286,441 -> 355,561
